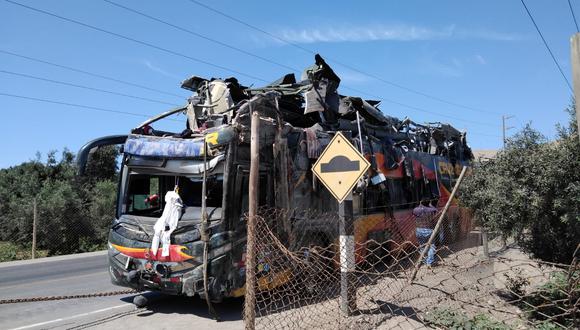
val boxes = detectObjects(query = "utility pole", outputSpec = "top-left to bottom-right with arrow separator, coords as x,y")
502,115 -> 514,148
571,33 -> 580,140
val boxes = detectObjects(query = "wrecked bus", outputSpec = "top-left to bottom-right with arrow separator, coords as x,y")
77,54 -> 473,302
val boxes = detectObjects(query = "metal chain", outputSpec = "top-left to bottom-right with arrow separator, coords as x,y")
0,289 -> 138,304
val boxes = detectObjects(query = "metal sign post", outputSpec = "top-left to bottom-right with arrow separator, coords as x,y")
339,192 -> 356,315
312,132 -> 369,316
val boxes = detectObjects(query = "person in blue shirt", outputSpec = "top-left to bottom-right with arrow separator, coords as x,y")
413,199 -> 438,267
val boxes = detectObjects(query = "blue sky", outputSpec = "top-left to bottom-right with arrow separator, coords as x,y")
0,0 -> 577,168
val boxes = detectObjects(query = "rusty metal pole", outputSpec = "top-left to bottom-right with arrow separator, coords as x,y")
244,100 -> 259,330
31,197 -> 37,260
408,166 -> 467,283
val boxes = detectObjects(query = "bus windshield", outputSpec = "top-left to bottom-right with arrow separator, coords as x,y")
123,173 -> 223,217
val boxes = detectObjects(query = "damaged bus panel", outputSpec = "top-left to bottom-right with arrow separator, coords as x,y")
78,54 -> 473,302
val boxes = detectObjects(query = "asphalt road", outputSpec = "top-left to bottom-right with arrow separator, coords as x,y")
0,252 -> 243,329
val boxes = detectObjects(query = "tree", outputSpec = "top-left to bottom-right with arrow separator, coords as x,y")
0,146 -> 120,258
463,107 -> 579,263
37,179 -> 85,255
83,146 -> 119,183
88,180 -> 117,247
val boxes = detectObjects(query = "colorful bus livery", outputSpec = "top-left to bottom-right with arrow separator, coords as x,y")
78,55 -> 473,302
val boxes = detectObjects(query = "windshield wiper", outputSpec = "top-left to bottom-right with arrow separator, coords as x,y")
112,219 -> 151,239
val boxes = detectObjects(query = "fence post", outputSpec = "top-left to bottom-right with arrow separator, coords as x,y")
244,100 -> 259,330
31,197 -> 37,260
481,228 -> 489,259
339,192 -> 356,315
408,166 -> 467,283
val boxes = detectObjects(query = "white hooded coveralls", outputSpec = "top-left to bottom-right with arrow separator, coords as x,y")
150,191 -> 183,257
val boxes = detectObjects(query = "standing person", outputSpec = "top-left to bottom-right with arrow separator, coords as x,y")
413,199 -> 438,267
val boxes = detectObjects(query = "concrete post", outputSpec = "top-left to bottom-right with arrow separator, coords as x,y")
482,228 -> 489,259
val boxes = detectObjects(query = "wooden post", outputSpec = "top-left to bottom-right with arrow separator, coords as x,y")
408,166 -> 467,283
244,100 -> 259,330
570,33 -> 580,141
31,197 -> 37,260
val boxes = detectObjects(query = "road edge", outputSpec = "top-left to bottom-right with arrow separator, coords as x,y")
0,250 -> 107,269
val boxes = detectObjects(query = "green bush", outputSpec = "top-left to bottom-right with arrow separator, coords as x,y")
462,104 -> 580,264
504,268 -> 530,297
424,307 -> 511,330
0,241 -> 49,261
0,242 -> 17,262
520,272 -> 578,327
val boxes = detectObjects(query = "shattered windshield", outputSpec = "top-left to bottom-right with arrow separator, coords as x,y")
123,173 -> 223,217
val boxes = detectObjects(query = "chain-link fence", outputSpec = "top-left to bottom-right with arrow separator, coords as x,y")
0,199 -> 111,262
245,206 -> 579,329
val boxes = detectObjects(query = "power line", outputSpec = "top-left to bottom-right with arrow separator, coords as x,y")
568,0 -> 580,33
4,0 -> 269,83
102,0 -> 298,72
468,131 -> 502,139
0,49 -> 185,98
0,92 -> 161,118
185,0 -> 500,116
340,85 -> 499,127
99,0 -> 500,127
0,69 -> 181,106
1,91 -> 501,139
2,90 -> 504,139
4,0 -> 504,130
520,0 -> 574,92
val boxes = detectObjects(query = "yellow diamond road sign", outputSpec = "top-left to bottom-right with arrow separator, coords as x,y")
312,132 -> 370,204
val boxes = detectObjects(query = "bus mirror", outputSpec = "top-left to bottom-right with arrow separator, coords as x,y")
77,135 -> 128,176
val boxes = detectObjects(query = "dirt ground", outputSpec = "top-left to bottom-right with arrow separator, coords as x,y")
253,231 -> 560,329
73,232 -> 560,330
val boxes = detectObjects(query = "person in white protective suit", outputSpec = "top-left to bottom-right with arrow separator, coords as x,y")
150,190 -> 183,257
